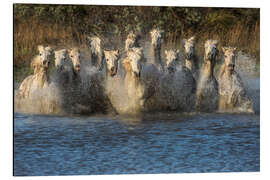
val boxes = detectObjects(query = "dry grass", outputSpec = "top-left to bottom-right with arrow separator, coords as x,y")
14,19 -> 89,82
14,19 -> 260,82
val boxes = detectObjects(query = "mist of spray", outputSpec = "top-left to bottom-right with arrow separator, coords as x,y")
14,48 -> 259,115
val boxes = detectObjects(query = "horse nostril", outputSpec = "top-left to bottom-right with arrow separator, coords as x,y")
134,72 -> 140,77
111,67 -> 115,72
43,61 -> 49,67
75,64 -> 80,71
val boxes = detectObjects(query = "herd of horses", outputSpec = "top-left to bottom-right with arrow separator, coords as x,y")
15,28 -> 255,115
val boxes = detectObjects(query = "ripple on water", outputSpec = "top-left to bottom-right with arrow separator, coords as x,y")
14,113 -> 259,176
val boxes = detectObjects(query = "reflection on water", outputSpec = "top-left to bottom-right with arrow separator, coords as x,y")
14,113 -> 259,176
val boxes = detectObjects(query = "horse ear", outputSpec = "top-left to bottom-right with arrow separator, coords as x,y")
115,49 -> 120,55
150,29 -> 154,36
67,48 -> 74,58
189,36 -> 196,42
182,39 -> 187,47
30,57 -> 39,70
62,49 -> 68,56
68,48 -> 73,53
38,45 -> 44,52
204,40 -> 209,48
222,47 -> 226,53
176,49 -> 180,55
213,40 -> 219,46
103,50 -> 109,57
45,46 -> 53,54
164,50 -> 168,56
30,61 -> 35,69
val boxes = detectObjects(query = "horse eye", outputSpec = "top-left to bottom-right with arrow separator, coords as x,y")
106,59 -> 109,61
71,55 -> 73,58
39,53 -> 42,56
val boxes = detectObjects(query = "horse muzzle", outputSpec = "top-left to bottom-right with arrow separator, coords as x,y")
110,67 -> 118,77
133,71 -> 141,78
42,60 -> 50,68
74,65 -> 81,72
227,64 -> 235,71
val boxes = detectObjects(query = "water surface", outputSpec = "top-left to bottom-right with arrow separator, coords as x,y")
14,113 -> 260,176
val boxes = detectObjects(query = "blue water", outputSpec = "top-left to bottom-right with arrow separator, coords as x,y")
14,112 -> 260,176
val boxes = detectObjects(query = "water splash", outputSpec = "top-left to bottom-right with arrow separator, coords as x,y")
14,82 -> 62,115
14,48 -> 259,115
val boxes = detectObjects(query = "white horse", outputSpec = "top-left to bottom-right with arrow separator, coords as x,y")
122,47 -> 160,113
158,49 -> 196,111
196,40 -> 219,112
182,36 -> 199,80
16,45 -> 53,99
218,47 -> 254,113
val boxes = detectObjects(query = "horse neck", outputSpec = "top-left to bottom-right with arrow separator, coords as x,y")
105,67 -> 110,80
202,58 -> 215,80
72,69 -> 81,82
91,51 -> 103,68
150,44 -> 162,67
185,54 -> 197,71
133,74 -> 140,87
125,68 -> 140,87
36,68 -> 49,87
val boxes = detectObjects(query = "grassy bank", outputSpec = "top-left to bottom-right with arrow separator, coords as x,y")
14,4 -> 260,82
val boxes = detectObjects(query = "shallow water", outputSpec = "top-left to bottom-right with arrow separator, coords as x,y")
14,112 -> 259,176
